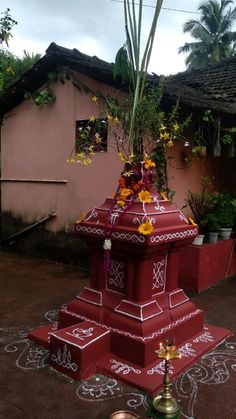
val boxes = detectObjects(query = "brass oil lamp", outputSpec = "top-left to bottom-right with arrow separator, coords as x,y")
152,339 -> 181,418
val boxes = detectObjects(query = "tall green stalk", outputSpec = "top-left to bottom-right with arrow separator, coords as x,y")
123,0 -> 163,152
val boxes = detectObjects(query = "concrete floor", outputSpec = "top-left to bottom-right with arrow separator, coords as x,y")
0,251 -> 236,419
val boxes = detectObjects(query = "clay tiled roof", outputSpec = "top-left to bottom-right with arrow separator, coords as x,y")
1,42 -> 236,117
166,56 -> 236,114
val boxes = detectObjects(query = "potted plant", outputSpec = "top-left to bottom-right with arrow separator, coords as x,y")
186,178 -> 213,245
204,192 -> 221,243
217,193 -> 236,240
205,213 -> 220,243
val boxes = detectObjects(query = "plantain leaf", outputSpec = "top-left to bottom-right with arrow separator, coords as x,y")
113,45 -> 131,83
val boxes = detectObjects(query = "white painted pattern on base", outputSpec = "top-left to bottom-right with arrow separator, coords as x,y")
51,344 -> 78,372
66,327 -> 94,340
110,359 -> 141,375
62,308 -> 201,342
179,343 -> 196,358
147,360 -> 174,376
108,260 -> 125,289
152,259 -> 166,292
193,331 -> 214,343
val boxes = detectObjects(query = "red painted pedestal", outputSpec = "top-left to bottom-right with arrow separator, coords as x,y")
179,239 -> 236,293
29,197 -> 231,394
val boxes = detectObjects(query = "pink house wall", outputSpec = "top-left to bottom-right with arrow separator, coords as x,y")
1,73 -> 217,232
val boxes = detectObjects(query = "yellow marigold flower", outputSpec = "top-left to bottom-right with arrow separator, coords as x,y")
160,192 -> 169,201
114,116 -> 119,124
89,115 -> 96,122
138,190 -> 152,203
167,140 -> 174,147
117,200 -> 125,207
144,159 -> 156,169
189,217 -> 198,227
91,95 -> 98,103
138,221 -> 154,235
173,122 -> 179,131
160,123 -> 166,131
120,188 -> 133,198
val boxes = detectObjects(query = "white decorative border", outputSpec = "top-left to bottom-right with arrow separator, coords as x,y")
169,289 -> 189,308
51,330 -> 110,350
150,228 -> 198,243
60,308 -> 202,342
112,231 -> 145,243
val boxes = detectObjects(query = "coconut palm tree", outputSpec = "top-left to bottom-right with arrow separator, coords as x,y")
179,0 -> 236,69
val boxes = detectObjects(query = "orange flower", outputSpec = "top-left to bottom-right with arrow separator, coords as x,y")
138,221 -> 154,235
133,183 -> 140,191
144,159 -> 156,169
120,188 -> 133,198
138,190 -> 152,203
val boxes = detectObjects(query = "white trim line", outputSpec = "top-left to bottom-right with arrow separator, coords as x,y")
51,330 -> 110,350
169,289 -> 189,308
76,287 -> 102,307
60,308 -> 201,342
115,300 -> 163,321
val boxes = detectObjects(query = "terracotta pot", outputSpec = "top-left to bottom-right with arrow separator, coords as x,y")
192,234 -> 205,246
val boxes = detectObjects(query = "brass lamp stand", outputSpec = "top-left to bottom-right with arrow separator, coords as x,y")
152,339 -> 181,419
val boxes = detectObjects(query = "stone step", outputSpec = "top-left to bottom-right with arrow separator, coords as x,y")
49,321 -> 110,379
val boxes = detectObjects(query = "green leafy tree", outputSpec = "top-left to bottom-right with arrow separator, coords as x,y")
0,8 -> 18,92
0,49 -> 41,93
179,0 -> 236,69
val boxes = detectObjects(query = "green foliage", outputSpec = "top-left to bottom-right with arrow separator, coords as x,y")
0,8 -> 17,46
0,49 -> 41,95
24,87 -> 55,106
179,0 -> 236,69
215,192 -> 236,228
186,177 -> 214,233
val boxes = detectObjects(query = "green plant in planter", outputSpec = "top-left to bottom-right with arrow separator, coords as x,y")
186,177 -> 213,234
217,193 -> 236,228
205,213 -> 220,232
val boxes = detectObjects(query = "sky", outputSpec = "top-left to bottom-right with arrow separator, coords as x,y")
1,0 -> 205,75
